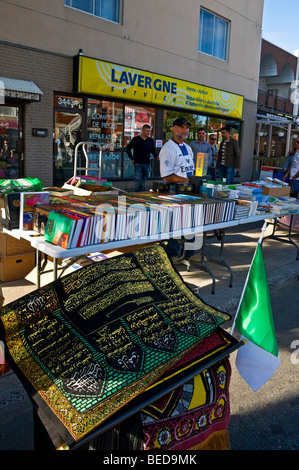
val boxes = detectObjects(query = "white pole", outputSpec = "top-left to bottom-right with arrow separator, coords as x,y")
293,50 -> 299,117
231,221 -> 268,336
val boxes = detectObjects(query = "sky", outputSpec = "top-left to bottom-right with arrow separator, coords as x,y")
262,0 -> 299,55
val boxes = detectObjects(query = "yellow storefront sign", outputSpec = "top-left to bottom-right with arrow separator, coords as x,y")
77,56 -> 243,119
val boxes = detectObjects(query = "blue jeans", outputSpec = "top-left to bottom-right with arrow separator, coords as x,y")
134,163 -> 150,191
291,179 -> 299,198
208,166 -> 216,181
165,237 -> 198,259
218,165 -> 235,184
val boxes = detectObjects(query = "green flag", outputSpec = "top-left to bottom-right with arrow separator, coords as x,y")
235,242 -> 278,357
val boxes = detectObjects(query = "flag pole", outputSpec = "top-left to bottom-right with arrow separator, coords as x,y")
230,220 -> 268,336
258,220 -> 269,244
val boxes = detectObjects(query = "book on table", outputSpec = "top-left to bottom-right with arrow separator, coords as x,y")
44,211 -> 77,249
19,191 -> 50,230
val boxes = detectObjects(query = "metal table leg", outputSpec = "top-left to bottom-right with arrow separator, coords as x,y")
53,258 -> 58,281
188,229 -> 234,292
206,229 -> 234,287
36,249 -> 41,289
263,216 -> 299,260
187,233 -> 216,294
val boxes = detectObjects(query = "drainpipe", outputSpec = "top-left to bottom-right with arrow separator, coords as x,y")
293,50 -> 299,117
267,124 -> 272,157
286,122 -> 292,156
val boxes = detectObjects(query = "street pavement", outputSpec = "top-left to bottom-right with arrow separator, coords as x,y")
229,278 -> 299,450
0,220 -> 299,450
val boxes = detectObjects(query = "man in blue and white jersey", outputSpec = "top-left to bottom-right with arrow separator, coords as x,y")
159,117 -> 194,183
283,139 -> 299,198
159,117 -> 198,259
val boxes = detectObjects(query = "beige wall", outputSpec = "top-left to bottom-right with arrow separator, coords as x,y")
1,0 -> 263,99
0,0 -> 264,184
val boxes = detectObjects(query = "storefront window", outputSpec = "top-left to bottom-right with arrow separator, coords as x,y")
87,99 -> 123,178
124,105 -> 156,178
163,110 -> 208,145
54,110 -> 82,186
53,94 -> 242,184
163,111 -> 241,156
0,106 -> 19,179
208,117 -> 241,145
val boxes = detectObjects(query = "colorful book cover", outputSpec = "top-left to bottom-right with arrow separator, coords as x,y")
33,203 -> 73,235
19,191 -> 50,230
4,192 -> 20,228
44,211 -> 76,249
33,204 -> 55,234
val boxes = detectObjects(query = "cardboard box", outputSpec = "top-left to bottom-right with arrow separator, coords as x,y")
0,252 -> 36,282
0,231 -> 35,256
262,185 -> 290,197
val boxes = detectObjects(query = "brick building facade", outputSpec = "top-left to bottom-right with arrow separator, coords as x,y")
0,0 -> 264,188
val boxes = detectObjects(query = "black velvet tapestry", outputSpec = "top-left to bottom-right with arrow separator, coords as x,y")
0,244 -> 234,448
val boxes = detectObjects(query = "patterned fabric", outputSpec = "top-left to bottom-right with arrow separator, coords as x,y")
0,292 -> 10,376
0,244 -> 231,448
89,329 -> 236,451
0,343 -> 10,377
141,357 -> 231,450
0,286 -> 4,309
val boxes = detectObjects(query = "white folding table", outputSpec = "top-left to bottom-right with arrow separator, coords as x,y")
4,213 -> 291,290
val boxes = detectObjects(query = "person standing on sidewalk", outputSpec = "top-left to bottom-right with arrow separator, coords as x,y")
159,117 -> 197,259
216,126 -> 241,184
126,124 -> 158,191
208,134 -> 218,181
190,127 -> 212,172
283,141 -> 299,198
159,117 -> 194,183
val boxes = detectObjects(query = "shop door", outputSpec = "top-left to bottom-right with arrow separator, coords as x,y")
124,105 -> 156,178
54,111 -> 82,186
87,99 -> 123,179
0,106 -> 21,179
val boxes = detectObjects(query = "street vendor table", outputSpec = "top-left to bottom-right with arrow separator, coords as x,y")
2,211 -> 298,451
5,212 -> 299,290
262,215 -> 299,260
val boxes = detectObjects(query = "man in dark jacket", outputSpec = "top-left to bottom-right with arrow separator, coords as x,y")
216,126 -> 241,184
126,124 -> 158,191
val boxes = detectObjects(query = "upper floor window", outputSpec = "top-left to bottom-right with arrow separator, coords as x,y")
198,8 -> 230,61
65,0 -> 122,23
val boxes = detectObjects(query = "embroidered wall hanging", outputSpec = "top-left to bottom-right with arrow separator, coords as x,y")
0,244 -> 233,448
87,328 -> 237,451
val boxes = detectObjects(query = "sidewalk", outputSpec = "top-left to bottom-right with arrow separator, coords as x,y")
0,219 -> 299,450
179,219 -> 299,319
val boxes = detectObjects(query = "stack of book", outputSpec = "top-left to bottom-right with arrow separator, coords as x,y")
233,198 -> 258,219
233,204 -> 250,219
238,184 -> 263,198
268,199 -> 299,216
29,192 -> 239,250
0,177 -> 43,196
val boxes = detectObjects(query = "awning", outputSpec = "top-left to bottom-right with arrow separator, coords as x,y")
256,111 -> 299,131
0,77 -> 43,102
